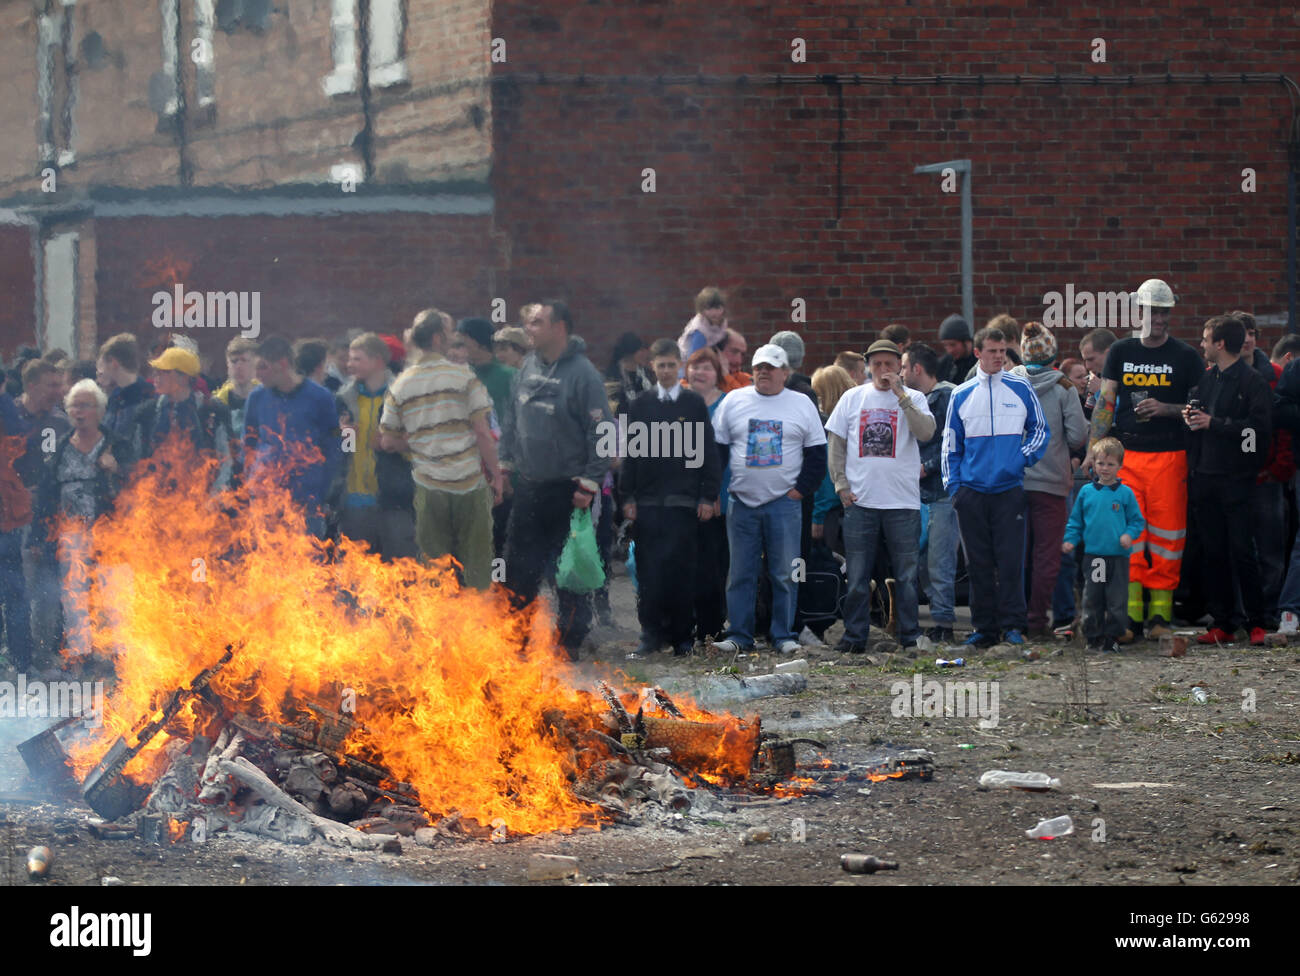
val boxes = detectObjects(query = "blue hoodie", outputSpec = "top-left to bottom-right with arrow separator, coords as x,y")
243,379 -> 342,513
941,368 -> 1049,494
1063,478 -> 1146,557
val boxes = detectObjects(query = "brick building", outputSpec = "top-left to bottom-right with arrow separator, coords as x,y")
0,1 -> 1297,374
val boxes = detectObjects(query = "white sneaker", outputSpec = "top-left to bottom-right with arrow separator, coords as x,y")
776,639 -> 801,655
1278,612 -> 1299,635
797,626 -> 823,647
710,638 -> 744,654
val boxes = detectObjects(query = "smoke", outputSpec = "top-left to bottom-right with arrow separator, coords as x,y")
0,714 -> 52,793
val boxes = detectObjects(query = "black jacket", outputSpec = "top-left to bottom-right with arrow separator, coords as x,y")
785,372 -> 819,410
619,388 -> 721,507
132,393 -> 231,458
30,425 -> 135,555
937,351 -> 977,386
1187,358 -> 1272,478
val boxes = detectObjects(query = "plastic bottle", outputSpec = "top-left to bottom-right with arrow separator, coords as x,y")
936,657 -> 965,668
978,770 -> 1062,791
775,658 -> 809,675
1025,815 -> 1074,839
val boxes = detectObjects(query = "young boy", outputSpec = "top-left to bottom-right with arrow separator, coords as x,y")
620,338 -> 721,655
1062,437 -> 1146,652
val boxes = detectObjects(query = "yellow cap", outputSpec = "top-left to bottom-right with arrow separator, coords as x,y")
149,347 -> 201,377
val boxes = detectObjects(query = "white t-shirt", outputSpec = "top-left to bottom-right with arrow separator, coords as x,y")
825,384 -> 932,509
712,386 -> 827,507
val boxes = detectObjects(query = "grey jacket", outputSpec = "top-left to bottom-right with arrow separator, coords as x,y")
500,335 -> 613,490
1021,367 -> 1089,496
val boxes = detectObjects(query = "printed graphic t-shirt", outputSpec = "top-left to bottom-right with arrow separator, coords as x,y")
711,386 -> 827,506
825,384 -> 932,509
1102,337 -> 1205,453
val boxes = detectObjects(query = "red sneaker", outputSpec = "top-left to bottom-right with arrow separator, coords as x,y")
1197,627 -> 1235,645
1249,627 -> 1268,646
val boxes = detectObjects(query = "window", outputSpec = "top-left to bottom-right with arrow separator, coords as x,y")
37,0 -> 78,167
323,0 -> 407,96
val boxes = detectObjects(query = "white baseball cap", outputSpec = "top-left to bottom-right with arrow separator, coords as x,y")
752,343 -> 790,369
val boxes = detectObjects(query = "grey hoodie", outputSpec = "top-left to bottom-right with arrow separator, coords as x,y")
499,335 -> 612,490
1020,366 -> 1089,496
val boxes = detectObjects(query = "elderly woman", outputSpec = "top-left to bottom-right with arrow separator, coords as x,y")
30,379 -> 133,664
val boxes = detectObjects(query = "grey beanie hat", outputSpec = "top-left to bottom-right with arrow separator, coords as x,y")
768,330 -> 805,369
938,314 -> 972,342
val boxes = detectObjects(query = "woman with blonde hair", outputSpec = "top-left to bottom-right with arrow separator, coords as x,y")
811,364 -> 856,419
808,364 -> 856,564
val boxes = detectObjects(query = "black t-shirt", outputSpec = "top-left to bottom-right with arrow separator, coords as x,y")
1102,336 -> 1205,452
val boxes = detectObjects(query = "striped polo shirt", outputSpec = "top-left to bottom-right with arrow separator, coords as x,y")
380,352 -> 492,493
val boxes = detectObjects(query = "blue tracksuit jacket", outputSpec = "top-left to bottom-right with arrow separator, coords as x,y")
941,368 -> 1050,494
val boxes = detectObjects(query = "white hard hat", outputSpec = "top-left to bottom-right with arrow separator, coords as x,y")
1135,278 -> 1176,308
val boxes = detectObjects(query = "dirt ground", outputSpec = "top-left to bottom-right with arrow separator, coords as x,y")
3,570 -> 1298,888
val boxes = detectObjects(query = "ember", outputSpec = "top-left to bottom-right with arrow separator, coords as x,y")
37,439 -> 773,839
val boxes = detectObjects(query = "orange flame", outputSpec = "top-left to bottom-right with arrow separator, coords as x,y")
61,437 -> 750,834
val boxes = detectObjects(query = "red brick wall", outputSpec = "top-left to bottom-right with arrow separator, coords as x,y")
92,213 -> 495,375
490,1 -> 1300,368
0,226 -> 36,357
0,0 -> 493,195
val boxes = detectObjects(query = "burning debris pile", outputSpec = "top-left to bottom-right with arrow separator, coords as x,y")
24,663 -> 803,848
17,440 -> 821,845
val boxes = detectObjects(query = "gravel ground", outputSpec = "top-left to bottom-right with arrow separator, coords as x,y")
2,570 -> 1297,888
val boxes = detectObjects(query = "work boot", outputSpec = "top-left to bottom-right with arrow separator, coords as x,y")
1146,618 -> 1173,640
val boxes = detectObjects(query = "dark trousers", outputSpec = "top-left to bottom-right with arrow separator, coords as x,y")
1192,474 -> 1265,632
954,485 -> 1027,634
792,493 -> 815,632
1083,555 -> 1129,642
1252,479 -> 1286,621
0,527 -> 32,670
694,513 -> 728,640
492,496 -> 512,558
1025,491 -> 1069,632
340,504 -> 419,561
634,505 -> 697,646
504,478 -> 592,654
593,488 -> 615,618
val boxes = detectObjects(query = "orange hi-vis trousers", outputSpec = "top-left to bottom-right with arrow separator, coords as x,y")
1121,449 -> 1188,591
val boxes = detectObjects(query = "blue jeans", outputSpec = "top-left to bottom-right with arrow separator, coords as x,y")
920,497 -> 958,625
725,494 -> 802,646
0,527 -> 32,668
843,506 -> 922,645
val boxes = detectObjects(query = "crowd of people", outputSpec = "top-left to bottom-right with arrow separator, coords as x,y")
1,277 -> 1297,674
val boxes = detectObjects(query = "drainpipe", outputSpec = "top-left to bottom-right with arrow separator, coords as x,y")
914,159 -> 973,329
